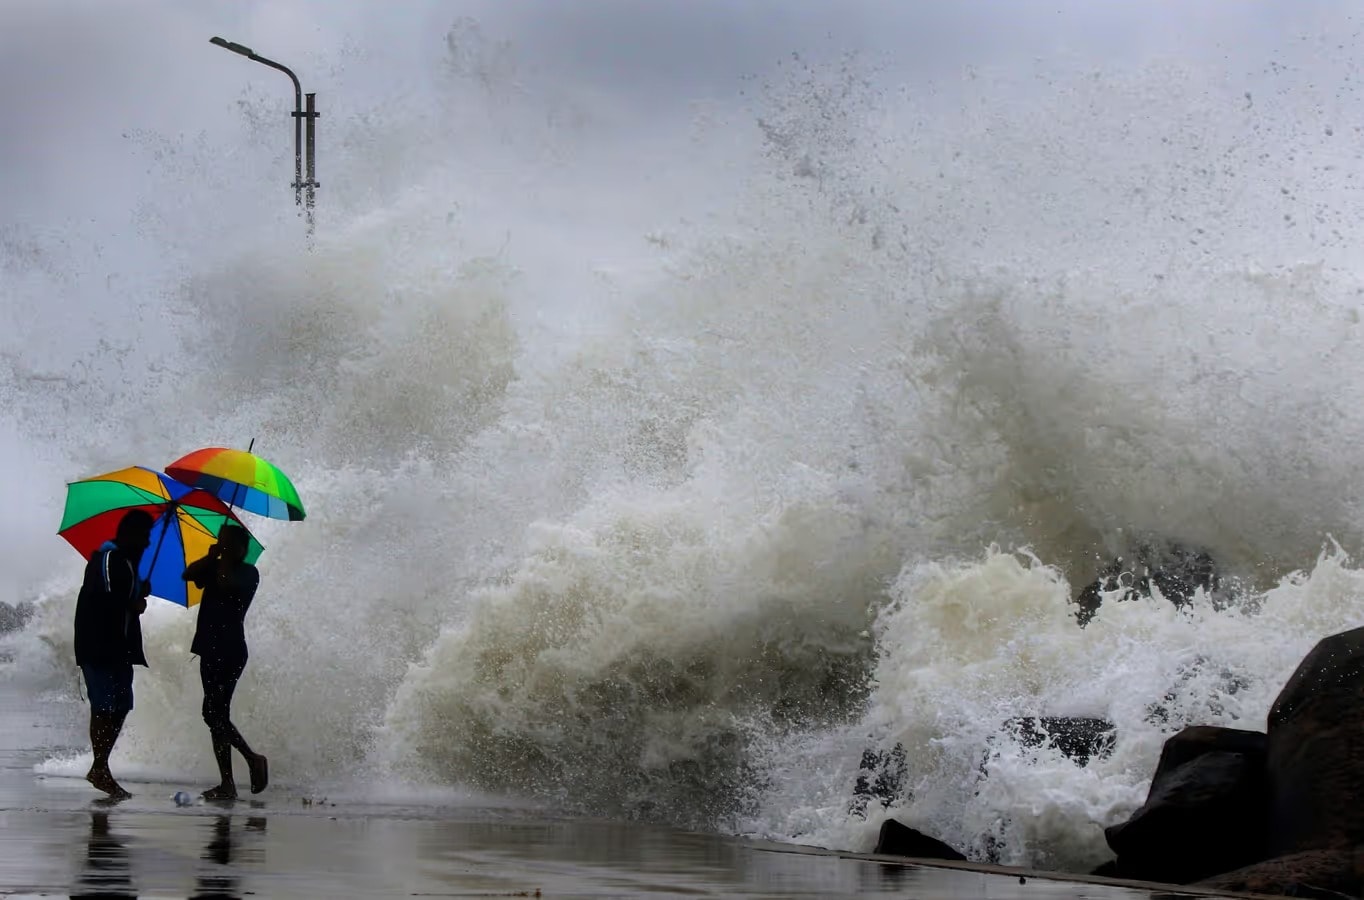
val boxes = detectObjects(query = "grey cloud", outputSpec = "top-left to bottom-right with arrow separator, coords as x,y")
0,0 -> 1354,222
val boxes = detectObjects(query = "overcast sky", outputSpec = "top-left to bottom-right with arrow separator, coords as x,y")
0,0 -> 1355,232
0,1 -> 1345,134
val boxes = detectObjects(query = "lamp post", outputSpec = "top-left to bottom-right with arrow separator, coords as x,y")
209,37 -> 319,237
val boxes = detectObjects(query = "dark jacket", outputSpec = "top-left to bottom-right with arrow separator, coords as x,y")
74,541 -> 148,668
185,557 -> 259,663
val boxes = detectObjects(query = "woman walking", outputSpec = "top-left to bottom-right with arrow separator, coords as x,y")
184,524 -> 268,799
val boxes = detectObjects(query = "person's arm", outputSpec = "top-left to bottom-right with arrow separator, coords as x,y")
183,545 -> 221,587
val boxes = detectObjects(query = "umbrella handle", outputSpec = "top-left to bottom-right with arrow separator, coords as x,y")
142,502 -> 177,589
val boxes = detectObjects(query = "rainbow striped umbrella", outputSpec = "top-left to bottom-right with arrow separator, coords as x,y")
59,466 -> 264,607
165,447 -> 305,522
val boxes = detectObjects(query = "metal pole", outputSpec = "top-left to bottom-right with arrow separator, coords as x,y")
301,92 -> 319,236
209,37 -> 315,234
254,57 -> 302,212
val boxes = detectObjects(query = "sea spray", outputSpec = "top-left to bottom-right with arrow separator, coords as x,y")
5,7 -> 1364,873
741,543 -> 1364,870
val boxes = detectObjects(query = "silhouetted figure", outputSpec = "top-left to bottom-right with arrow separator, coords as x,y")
74,509 -> 153,799
184,524 -> 268,799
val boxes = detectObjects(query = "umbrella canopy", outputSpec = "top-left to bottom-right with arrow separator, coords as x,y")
166,447 -> 305,522
59,466 -> 263,607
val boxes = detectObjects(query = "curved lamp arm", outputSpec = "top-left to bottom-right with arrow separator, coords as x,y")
210,37 -> 302,202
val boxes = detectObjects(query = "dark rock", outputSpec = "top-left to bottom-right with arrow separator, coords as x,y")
1146,544 -> 1218,606
850,744 -> 907,817
1197,846 -> 1363,899
1074,543 -> 1218,627
1088,859 -> 1120,878
1268,626 -> 1364,730
1150,724 -> 1266,774
1266,627 -> 1364,857
996,717 -> 1115,766
1074,561 -> 1134,627
1104,726 -> 1268,884
1106,752 -> 1266,882
873,818 -> 967,861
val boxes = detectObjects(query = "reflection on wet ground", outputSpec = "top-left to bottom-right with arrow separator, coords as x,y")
0,803 -> 1256,900
67,809 -> 269,900
71,811 -> 131,898
191,815 -> 266,899
1,686 -> 1242,899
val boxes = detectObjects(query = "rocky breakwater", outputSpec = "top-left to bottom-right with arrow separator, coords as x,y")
872,627 -> 1364,897
1106,626 -> 1364,897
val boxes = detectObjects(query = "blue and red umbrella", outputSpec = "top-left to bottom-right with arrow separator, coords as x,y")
58,466 -> 263,607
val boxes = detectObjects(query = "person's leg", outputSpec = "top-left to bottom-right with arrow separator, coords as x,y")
206,657 -> 267,794
238,672 -> 268,795
89,711 -> 125,768
209,729 -> 234,792
201,658 -> 239,799
82,666 -> 132,798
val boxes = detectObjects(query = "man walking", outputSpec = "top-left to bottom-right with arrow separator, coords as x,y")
73,509 -> 153,799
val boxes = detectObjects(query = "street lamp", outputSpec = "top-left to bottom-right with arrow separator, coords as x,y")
209,36 -> 319,236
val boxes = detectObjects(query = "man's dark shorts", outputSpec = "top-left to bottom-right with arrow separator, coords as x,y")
80,663 -> 134,714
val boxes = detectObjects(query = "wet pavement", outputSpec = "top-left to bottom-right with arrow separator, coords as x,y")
0,682 -> 1249,899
